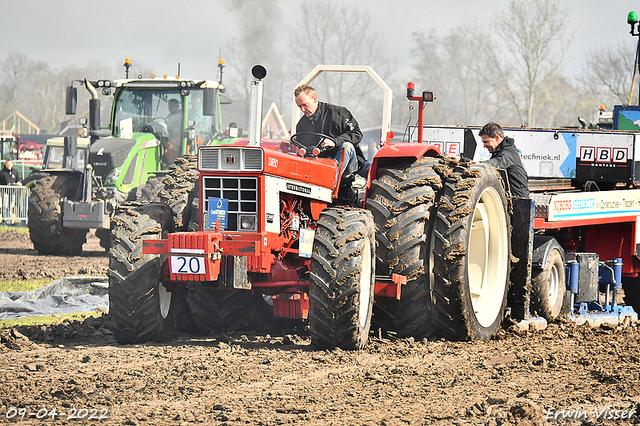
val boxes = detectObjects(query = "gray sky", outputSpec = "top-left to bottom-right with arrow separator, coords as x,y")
1,0 -> 639,81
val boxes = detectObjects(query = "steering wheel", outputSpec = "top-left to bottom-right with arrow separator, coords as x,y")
289,132 -> 337,158
140,117 -> 170,140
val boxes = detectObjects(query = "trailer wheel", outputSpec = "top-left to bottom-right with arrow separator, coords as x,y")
622,277 -> 640,313
366,157 -> 441,339
28,174 -> 87,255
107,202 -> 178,344
158,154 -> 199,230
309,208 -> 376,350
531,248 -> 565,321
186,288 -> 266,334
432,163 -> 511,340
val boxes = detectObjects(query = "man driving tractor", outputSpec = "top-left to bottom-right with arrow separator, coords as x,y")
294,84 -> 365,201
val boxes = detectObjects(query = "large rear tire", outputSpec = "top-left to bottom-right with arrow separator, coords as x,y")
108,202 -> 179,344
138,175 -> 165,202
28,174 -> 87,255
366,157 -> 441,339
432,163 -> 511,340
186,287 -> 267,335
531,248 -> 565,321
309,207 -> 376,350
158,155 -> 199,230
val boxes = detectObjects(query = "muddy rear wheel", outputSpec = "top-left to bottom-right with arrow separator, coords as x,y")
158,155 -> 199,230
366,158 -> 441,339
186,287 -> 266,335
432,163 -> 511,340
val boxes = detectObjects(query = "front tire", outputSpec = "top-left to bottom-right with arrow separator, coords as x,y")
28,174 -> 87,255
309,207 -> 376,350
531,248 -> 565,321
107,202 -> 178,344
432,163 -> 511,340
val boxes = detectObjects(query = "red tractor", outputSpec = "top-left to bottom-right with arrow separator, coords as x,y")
108,66 -> 513,348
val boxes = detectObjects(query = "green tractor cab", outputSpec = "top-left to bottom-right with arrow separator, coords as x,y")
27,60 -> 234,254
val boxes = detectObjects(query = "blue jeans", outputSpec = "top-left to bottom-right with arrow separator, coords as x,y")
334,142 -> 358,187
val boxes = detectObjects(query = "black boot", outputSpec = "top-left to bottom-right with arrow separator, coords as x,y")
337,174 -> 356,205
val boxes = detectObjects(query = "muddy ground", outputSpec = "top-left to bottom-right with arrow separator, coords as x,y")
1,230 -> 640,425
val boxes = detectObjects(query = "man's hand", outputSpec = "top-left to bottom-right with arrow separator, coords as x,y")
321,138 -> 335,149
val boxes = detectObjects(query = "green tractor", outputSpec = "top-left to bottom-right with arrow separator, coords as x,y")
28,59 -> 230,254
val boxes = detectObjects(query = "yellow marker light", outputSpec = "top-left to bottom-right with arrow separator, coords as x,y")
218,58 -> 225,65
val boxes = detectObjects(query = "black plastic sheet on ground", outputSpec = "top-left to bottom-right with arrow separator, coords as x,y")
0,276 -> 108,319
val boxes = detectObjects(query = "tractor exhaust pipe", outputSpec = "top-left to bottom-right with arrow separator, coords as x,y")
84,79 -> 101,143
249,65 -> 267,146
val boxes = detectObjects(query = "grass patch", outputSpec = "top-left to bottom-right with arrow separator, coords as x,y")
0,311 -> 105,329
0,279 -> 51,293
0,225 -> 28,234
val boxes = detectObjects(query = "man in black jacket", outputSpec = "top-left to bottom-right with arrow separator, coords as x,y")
478,122 -> 529,199
0,160 -> 20,185
1,160 -> 22,223
294,84 -> 364,190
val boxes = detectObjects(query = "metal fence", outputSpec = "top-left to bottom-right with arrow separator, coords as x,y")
0,185 -> 29,224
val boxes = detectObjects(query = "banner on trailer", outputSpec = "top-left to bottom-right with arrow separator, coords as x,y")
547,189 -> 640,221
418,126 -> 638,183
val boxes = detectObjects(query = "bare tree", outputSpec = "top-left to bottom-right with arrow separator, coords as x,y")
411,26 -> 496,126
478,0 -> 570,127
581,40 -> 638,107
288,0 -> 394,128
0,52 -> 62,132
0,52 -> 149,134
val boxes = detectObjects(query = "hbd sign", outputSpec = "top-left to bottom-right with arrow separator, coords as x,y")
579,146 -> 628,163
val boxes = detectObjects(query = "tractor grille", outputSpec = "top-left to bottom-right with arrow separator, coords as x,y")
199,147 -> 263,171
202,176 -> 258,232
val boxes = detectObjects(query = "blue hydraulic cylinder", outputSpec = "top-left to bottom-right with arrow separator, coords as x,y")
612,258 -> 623,291
567,261 -> 579,294
567,260 -> 579,314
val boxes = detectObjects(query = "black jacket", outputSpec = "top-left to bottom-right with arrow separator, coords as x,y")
0,165 -> 19,185
484,137 -> 530,199
295,102 -> 365,168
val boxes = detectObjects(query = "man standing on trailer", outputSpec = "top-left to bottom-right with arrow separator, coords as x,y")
294,84 -> 365,194
478,122 -> 529,199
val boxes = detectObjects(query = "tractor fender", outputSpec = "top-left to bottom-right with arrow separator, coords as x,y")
368,143 -> 440,181
532,236 -> 565,270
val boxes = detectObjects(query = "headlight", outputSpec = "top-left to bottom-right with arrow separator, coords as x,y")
239,214 -> 257,231
105,168 -> 122,184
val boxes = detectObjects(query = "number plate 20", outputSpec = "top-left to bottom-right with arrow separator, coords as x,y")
170,256 -> 205,274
